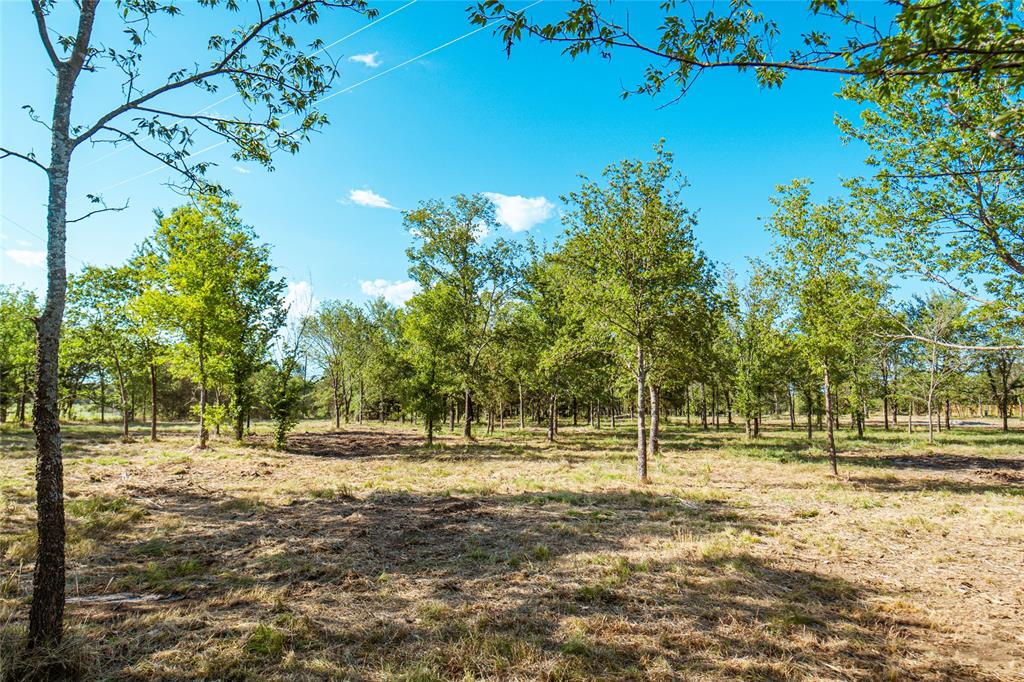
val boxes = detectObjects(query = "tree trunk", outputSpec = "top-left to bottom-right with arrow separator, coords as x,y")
805,391 -> 813,440
700,383 -> 708,431
636,345 -> 649,483
99,370 -> 105,423
823,365 -> 837,476
197,324 -> 209,449
426,414 -> 434,446
647,384 -> 660,460
358,379 -> 364,424
518,382 -> 525,429
547,393 -> 556,442
149,362 -> 158,442
789,390 -> 795,430
946,398 -> 951,430
463,387 -> 473,438
29,8 -> 100,639
333,373 -> 340,429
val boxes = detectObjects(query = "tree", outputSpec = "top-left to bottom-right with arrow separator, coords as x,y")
729,266 -> 788,438
67,265 -> 145,440
471,1 -> 1024,109
0,287 -> 39,425
843,75 -> 1024,338
404,194 -> 522,439
403,286 -> 459,446
768,180 -> 886,474
559,141 -> 715,482
138,195 -> 274,450
3,0 -> 376,646
903,292 -> 975,442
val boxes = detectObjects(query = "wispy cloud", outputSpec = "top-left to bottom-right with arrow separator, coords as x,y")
232,166 -> 251,174
5,249 -> 45,268
483,192 -> 555,232
360,279 -> 420,306
349,52 -> 381,68
346,188 -> 397,210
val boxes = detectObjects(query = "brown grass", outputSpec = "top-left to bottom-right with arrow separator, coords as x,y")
1,418 -> 1022,681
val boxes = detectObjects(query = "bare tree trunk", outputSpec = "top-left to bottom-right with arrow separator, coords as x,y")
518,382 -> 525,429
149,362 -> 158,442
636,345 -> 649,483
805,391 -> 813,440
547,393 -> 556,442
700,383 -> 708,431
789,390 -> 795,430
333,373 -> 340,429
29,2 -> 101,641
463,387 -> 473,438
197,324 -> 209,449
823,365 -> 837,476
647,384 -> 660,461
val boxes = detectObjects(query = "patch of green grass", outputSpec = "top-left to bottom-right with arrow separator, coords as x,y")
573,583 -> 619,604
245,624 -> 286,659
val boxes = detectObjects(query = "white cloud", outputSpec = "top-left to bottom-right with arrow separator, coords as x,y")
284,280 -> 318,327
349,52 -> 381,68
5,249 -> 45,268
360,279 -> 420,306
482,192 -> 555,232
232,166 -> 251,174
346,188 -> 397,210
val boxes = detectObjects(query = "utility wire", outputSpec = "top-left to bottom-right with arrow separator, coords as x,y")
99,0 -> 544,192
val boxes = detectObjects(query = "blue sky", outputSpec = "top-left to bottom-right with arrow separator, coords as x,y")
1,1 -> 871,308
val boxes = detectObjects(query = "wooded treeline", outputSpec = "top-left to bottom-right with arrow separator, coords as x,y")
4,134 -> 1023,485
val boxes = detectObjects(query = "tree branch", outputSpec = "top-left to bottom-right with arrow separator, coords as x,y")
0,147 -> 48,174
30,0 -> 61,69
70,0 -> 347,149
67,199 -> 130,224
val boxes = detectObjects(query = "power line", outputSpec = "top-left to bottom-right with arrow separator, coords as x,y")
99,0 -> 544,192
0,213 -> 86,266
83,0 -> 419,169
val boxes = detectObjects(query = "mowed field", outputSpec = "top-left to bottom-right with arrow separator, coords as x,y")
1,419 -> 1022,681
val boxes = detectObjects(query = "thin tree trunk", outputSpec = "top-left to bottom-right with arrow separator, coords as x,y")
197,324 -> 209,449
333,373 -> 340,429
463,387 -> 473,438
547,393 -> 556,442
149,362 -> 158,442
29,4 -> 100,640
805,391 -> 813,440
518,382 -> 525,429
636,345 -> 648,483
647,384 -> 660,460
99,370 -> 105,423
823,365 -> 837,476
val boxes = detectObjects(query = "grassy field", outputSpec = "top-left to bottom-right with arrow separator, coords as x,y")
1,418 -> 1022,681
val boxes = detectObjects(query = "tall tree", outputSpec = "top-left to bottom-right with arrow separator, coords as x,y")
404,194 -> 522,439
769,181 -> 886,474
137,196 -> 271,450
2,0 -> 375,646
559,141 -> 715,482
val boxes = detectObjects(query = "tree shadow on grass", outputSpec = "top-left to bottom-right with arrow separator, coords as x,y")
1,480 -> 1007,680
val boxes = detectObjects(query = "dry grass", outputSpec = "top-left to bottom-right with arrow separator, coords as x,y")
0,418 -> 1022,681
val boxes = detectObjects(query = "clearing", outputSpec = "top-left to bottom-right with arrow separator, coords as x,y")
1,420 -> 1022,681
